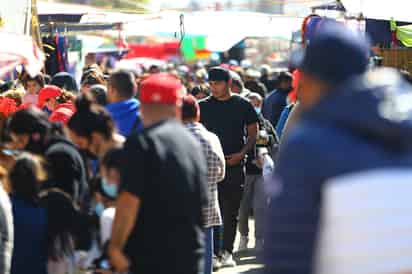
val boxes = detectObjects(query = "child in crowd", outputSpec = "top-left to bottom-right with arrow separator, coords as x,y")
22,75 -> 45,105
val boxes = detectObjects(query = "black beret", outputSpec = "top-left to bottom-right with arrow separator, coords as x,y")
208,67 -> 231,82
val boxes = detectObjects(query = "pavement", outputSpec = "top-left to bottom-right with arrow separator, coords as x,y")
214,219 -> 264,274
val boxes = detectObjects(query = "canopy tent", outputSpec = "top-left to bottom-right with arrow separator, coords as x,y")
0,0 -> 31,35
0,32 -> 44,77
341,0 -> 412,22
37,1 -> 100,16
122,11 -> 302,52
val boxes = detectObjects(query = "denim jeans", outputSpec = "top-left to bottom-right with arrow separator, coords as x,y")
204,227 -> 213,274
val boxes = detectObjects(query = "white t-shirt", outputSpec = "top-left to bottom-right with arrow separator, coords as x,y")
100,207 -> 116,246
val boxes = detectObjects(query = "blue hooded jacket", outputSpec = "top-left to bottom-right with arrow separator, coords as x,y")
264,69 -> 412,274
106,98 -> 142,136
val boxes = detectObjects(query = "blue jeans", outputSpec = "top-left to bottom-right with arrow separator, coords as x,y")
205,227 -> 213,274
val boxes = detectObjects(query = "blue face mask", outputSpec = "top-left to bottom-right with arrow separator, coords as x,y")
102,178 -> 118,198
42,106 -> 52,116
254,107 -> 261,114
95,202 -> 105,217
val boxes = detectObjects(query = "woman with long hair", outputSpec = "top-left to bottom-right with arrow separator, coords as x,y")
9,154 -> 48,274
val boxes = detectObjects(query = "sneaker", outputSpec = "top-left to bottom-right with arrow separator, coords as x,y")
213,255 -> 222,272
220,251 -> 237,267
238,236 -> 249,251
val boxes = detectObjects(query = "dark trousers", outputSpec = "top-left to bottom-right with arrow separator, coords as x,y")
214,165 -> 245,255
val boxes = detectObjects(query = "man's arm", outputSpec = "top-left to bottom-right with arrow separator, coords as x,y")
226,122 -> 258,166
108,191 -> 141,272
241,122 -> 258,155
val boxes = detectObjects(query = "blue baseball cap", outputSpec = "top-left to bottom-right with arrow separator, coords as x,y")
291,19 -> 371,84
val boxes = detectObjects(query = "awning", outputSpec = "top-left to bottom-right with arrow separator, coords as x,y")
0,32 -> 45,77
341,0 -> 412,22
40,22 -> 118,35
122,11 -> 302,51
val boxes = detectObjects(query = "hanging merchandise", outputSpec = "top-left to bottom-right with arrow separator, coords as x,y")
43,36 -> 59,76
42,33 -> 69,76
56,34 -> 68,72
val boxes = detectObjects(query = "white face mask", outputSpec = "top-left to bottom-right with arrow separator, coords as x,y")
254,107 -> 261,114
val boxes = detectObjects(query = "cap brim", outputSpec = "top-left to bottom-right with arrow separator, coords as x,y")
289,48 -> 305,70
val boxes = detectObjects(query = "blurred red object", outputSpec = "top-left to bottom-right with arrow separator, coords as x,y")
0,97 -> 17,117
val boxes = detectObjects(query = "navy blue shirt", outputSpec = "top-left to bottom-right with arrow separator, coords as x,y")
262,89 -> 290,128
10,197 -> 47,274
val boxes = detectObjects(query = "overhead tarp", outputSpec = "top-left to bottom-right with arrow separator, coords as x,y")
37,1 -> 99,16
39,22 -> 118,35
0,32 -> 45,77
341,0 -> 412,22
39,14 -> 83,24
123,11 -> 302,52
0,0 -> 31,34
124,42 -> 180,60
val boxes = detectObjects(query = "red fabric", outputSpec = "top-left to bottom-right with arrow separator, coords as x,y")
140,73 -> 183,105
17,102 -> 34,111
220,64 -> 231,70
124,42 -> 180,60
38,85 -> 62,108
0,97 -> 17,117
301,14 -> 320,45
288,70 -> 301,103
49,104 -> 75,124
56,102 -> 76,112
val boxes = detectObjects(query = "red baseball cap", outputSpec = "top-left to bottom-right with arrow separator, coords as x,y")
140,73 -> 183,105
49,104 -> 75,124
38,85 -> 62,108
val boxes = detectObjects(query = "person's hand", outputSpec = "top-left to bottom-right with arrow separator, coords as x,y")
255,155 -> 265,169
108,247 -> 130,273
225,152 -> 245,166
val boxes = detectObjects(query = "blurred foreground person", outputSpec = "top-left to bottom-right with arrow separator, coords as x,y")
265,20 -> 412,274
0,166 -> 12,274
109,74 -> 208,274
